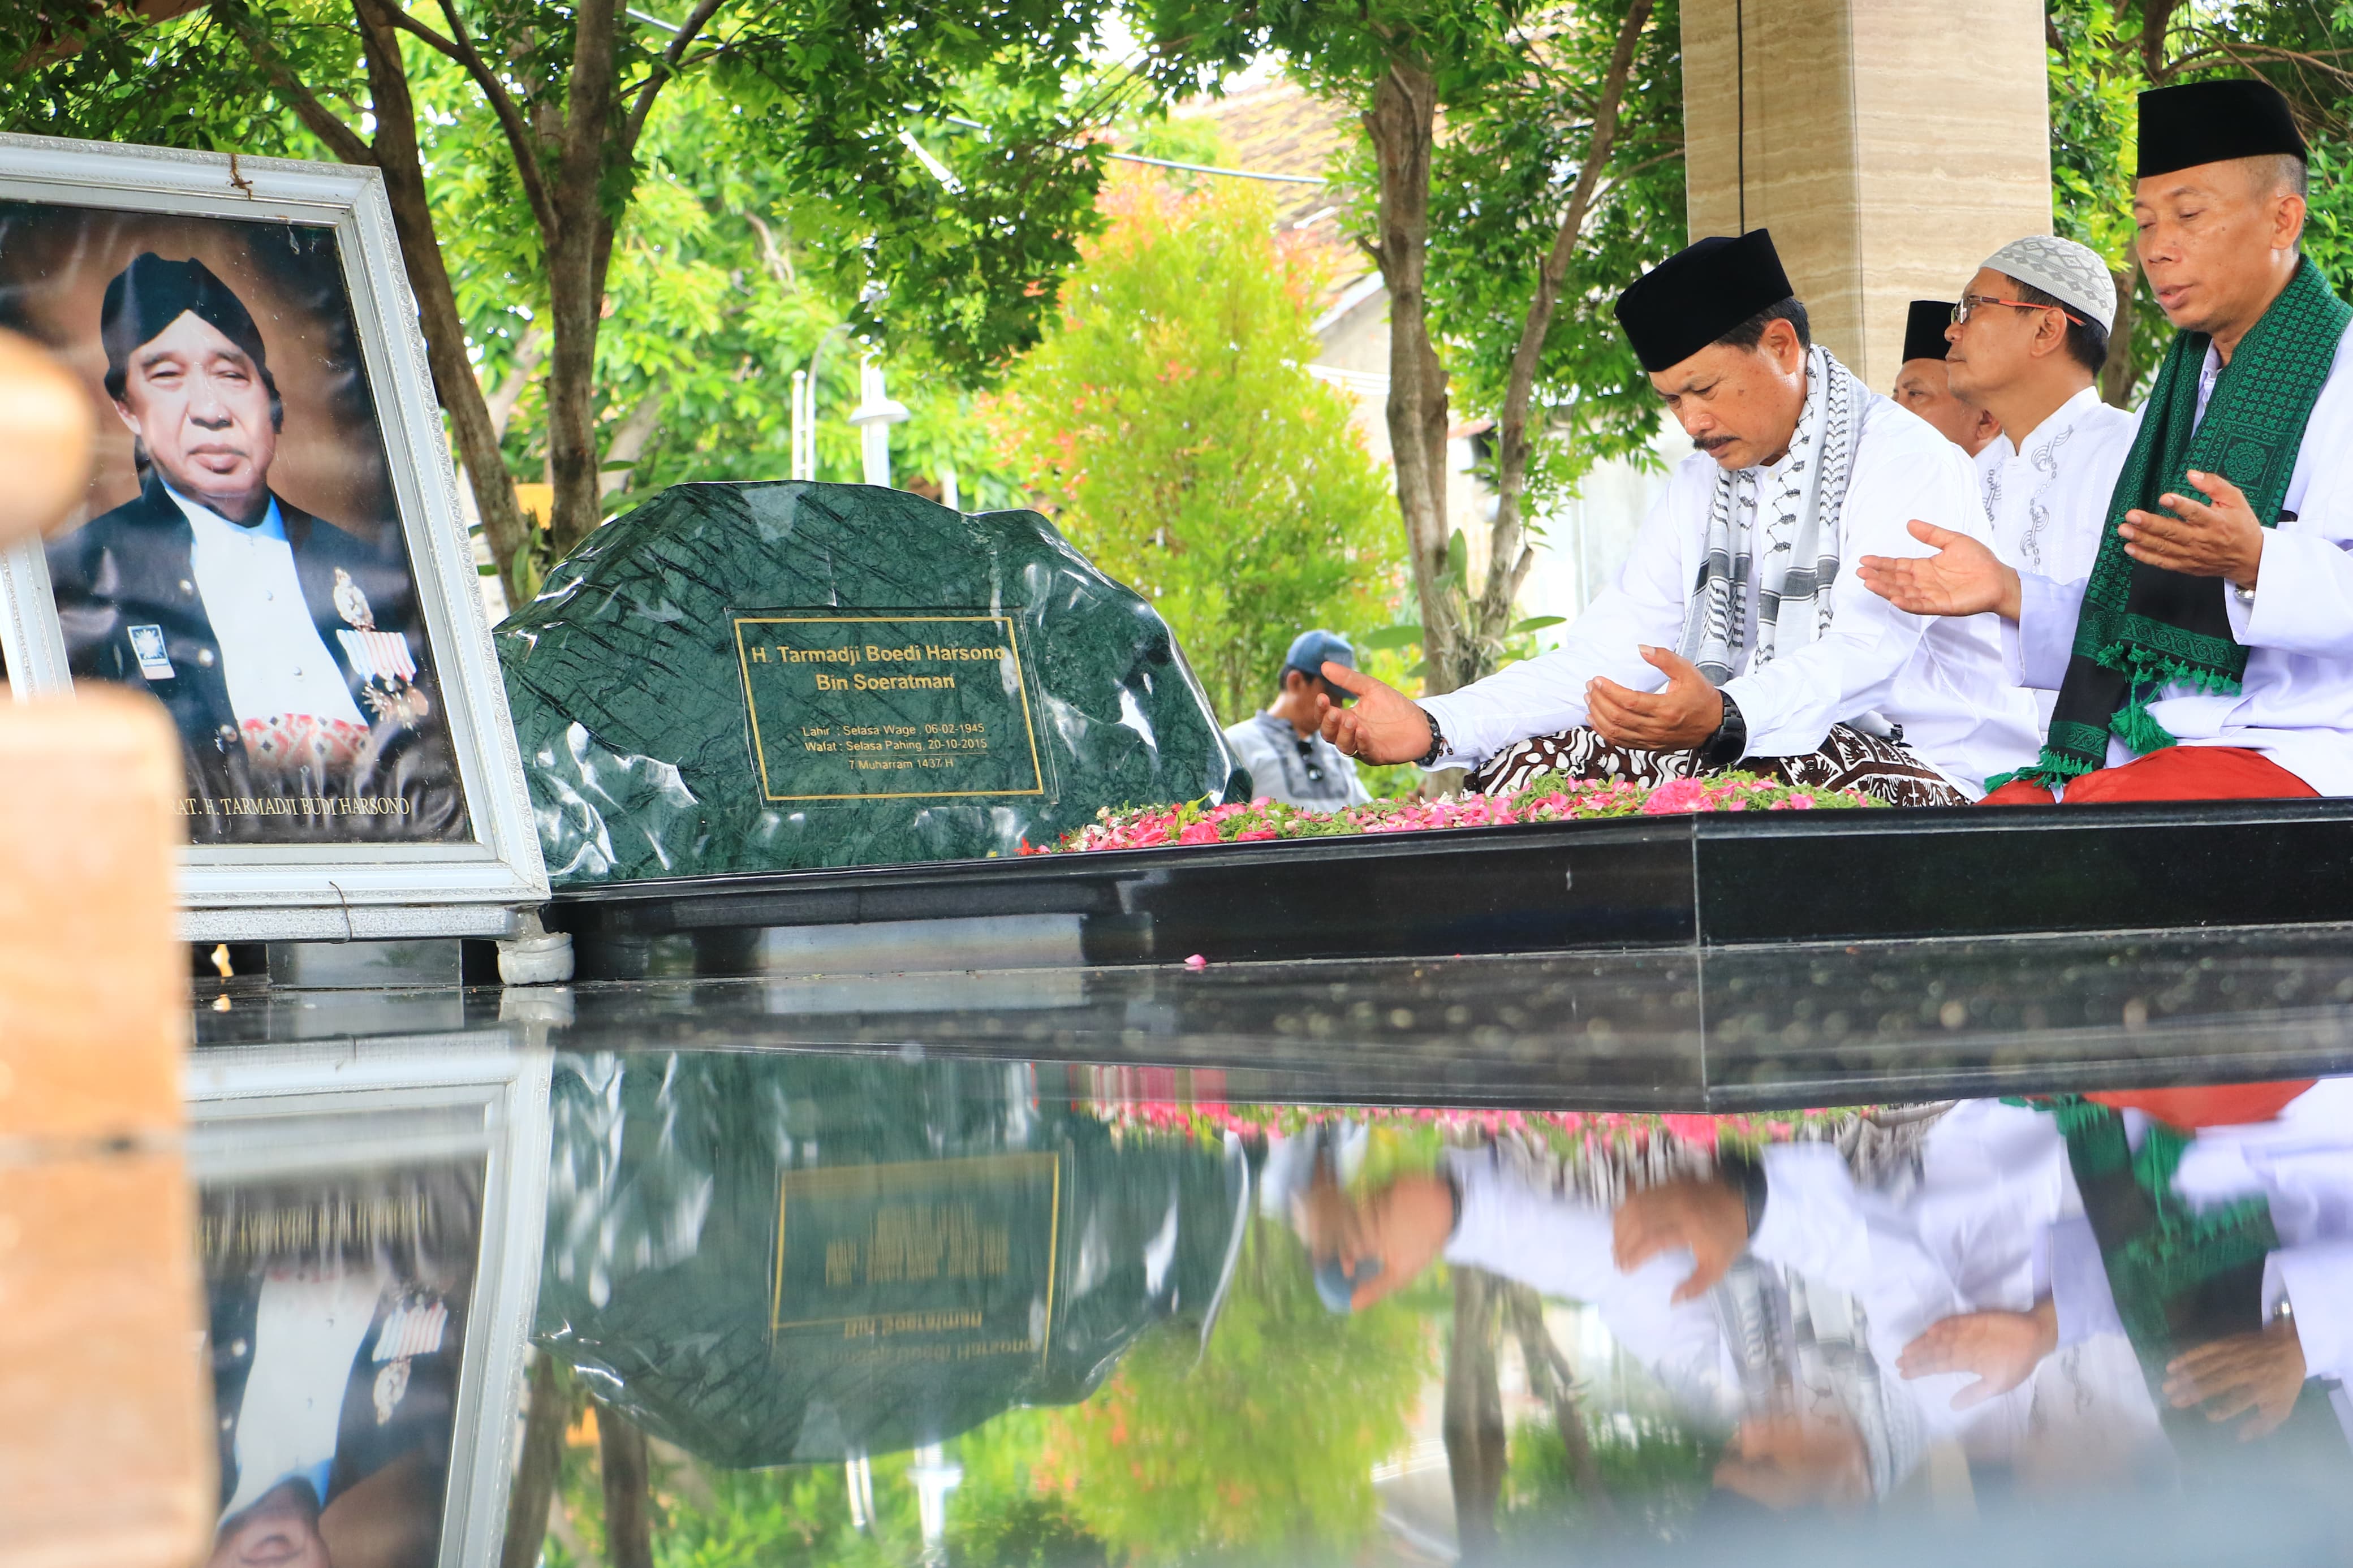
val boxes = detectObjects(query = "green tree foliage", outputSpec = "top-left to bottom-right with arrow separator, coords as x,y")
1127,0 -> 1684,697
1031,1219 -> 1432,1563
989,173 -> 1399,723
1417,0 -> 1686,517
1502,1413 -> 1720,1542
4,0 -> 1131,597
450,74 -> 1030,598
2044,0 -> 2353,404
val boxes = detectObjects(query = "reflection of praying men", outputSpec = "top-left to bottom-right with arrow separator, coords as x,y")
45,253 -> 436,806
1300,1140 -> 1982,1508
1992,1080 -> 2353,1450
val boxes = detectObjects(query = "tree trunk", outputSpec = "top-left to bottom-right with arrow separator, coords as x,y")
486,323 -> 553,440
596,1399 -> 656,1568
541,0 -> 624,557
1364,57 -> 1463,696
499,1354 -> 572,1568
1505,1283 -> 1615,1524
2100,258 -> 2141,409
348,0 -> 537,611
598,380 -> 665,498
1479,0 -> 1654,684
1443,1266 -> 1508,1560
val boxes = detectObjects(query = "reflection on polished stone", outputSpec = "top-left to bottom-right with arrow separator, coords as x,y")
147,1008 -> 2353,1566
540,1052 -> 1248,1466
191,923 -> 2353,1108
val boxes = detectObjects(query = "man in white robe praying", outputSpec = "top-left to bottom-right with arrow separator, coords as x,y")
1862,77 -> 2353,805
1868,236 -> 2137,731
1315,228 -> 2038,805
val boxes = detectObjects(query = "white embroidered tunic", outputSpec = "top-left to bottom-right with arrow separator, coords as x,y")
1975,386 -> 2139,726
1418,394 -> 2041,796
2009,322 -> 2353,794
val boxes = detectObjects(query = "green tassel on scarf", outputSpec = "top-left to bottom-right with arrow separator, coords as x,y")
1990,258 -> 2352,791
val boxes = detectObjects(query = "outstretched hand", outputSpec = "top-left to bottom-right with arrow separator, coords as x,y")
1856,520 -> 2022,620
1298,1173 -> 1458,1314
1586,646 -> 1723,752
2122,469 -> 2265,587
1316,661 -> 1434,764
1612,1176 -> 1749,1303
1898,1301 -> 2058,1410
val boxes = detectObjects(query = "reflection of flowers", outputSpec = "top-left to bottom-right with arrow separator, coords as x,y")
1658,1113 -> 1722,1150
1075,1065 -> 1867,1161
1024,770 -> 1871,854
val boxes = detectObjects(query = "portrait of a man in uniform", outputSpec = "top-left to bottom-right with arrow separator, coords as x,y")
29,241 -> 468,841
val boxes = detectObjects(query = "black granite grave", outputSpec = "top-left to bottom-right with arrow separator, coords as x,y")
546,793 -> 2353,964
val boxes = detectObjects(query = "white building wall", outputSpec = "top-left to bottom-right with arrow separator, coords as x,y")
1520,424 -> 1682,652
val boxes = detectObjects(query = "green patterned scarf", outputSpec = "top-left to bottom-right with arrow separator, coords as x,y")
2019,1096 -> 2277,1381
1994,258 -> 2351,790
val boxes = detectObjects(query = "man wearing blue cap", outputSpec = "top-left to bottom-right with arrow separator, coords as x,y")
1223,630 -> 1374,807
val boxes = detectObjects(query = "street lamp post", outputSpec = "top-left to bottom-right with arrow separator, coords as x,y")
846,354 -> 911,488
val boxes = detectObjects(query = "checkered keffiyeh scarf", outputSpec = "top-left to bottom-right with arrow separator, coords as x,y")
1680,345 -> 1862,685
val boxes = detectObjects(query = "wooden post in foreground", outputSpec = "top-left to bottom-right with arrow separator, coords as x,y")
0,329 -> 212,1568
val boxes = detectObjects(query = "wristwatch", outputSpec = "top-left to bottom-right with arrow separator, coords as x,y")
1717,1150 -> 1769,1238
1695,690 -> 1747,771
1413,707 -> 1450,768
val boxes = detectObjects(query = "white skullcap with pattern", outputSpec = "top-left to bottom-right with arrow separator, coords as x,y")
1979,235 -> 2118,330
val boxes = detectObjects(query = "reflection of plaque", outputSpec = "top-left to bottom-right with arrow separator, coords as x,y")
770,1153 -> 1061,1370
732,612 -> 1047,802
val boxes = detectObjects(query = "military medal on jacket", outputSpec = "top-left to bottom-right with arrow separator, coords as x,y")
332,569 -> 431,727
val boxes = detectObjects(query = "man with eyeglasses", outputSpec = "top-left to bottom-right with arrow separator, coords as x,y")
1859,78 -> 2353,805
1313,229 -> 2034,805
1891,299 -> 2002,457
1863,239 -> 2135,730
1222,630 -> 1374,808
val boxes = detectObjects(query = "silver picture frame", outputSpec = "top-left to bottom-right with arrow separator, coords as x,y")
0,132 -> 546,941
186,1033 -> 554,1568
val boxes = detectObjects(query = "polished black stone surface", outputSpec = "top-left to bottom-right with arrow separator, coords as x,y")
160,927 -> 2353,1567
222,924 -> 2353,1108
547,795 -> 2353,963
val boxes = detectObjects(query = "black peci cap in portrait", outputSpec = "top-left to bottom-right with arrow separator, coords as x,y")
98,251 -> 282,425
1613,228 -> 1796,374
2137,77 -> 2307,180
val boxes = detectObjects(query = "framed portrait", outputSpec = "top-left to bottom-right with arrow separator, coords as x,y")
186,1036 -> 553,1568
0,133 -> 545,940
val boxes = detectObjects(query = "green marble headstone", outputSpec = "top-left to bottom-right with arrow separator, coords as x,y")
495,482 -> 1242,884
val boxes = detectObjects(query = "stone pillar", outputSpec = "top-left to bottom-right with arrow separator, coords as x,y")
1680,0 -> 2053,389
